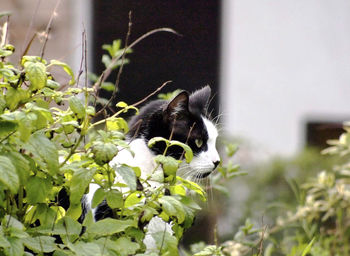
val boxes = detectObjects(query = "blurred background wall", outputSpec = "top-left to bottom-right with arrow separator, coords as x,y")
221,0 -> 350,157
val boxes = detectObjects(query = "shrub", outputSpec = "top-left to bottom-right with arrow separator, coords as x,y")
0,16 -> 238,256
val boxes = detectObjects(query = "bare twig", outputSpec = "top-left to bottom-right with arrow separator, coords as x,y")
95,11 -> 133,116
40,0 -> 61,59
128,27 -> 181,51
92,27 -> 179,110
257,225 -> 268,256
75,30 -> 85,88
83,26 -> 89,107
22,0 -> 41,55
131,80 -> 172,107
21,33 -> 37,59
180,121 -> 196,160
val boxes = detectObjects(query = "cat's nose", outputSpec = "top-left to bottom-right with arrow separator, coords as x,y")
213,160 -> 220,169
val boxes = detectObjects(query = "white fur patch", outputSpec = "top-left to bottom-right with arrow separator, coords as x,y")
187,117 -> 220,175
86,118 -> 220,216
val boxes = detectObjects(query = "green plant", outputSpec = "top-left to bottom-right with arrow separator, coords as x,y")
274,124 -> 350,256
0,14 -> 240,256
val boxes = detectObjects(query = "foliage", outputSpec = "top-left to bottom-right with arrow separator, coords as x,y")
0,17 -> 241,256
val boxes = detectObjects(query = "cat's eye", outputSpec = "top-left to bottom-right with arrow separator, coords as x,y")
195,139 -> 203,148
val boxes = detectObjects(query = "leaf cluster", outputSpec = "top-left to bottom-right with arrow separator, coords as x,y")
0,19 -> 238,256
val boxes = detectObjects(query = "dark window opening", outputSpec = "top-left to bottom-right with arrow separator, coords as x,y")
306,121 -> 344,149
92,0 -> 221,116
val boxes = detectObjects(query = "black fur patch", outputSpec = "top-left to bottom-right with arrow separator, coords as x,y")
128,86 -> 211,159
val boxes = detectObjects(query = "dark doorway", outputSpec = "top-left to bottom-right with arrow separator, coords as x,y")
306,121 -> 344,149
92,0 -> 221,115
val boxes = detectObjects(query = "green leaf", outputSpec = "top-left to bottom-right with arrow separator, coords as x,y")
106,189 -> 123,208
32,216 -> 82,235
0,120 -> 17,137
106,117 -> 129,133
3,215 -> 24,230
148,137 -> 193,163
70,168 -> 95,205
24,132 -> 59,175
169,141 -> 193,163
176,177 -> 206,201
0,155 -> 19,193
101,82 -> 115,91
193,245 -> 222,256
25,62 -> 47,90
23,236 -> 56,253
116,101 -> 128,108
108,237 -> 140,256
69,241 -> 101,256
301,237 -> 316,256
0,227 -> 10,248
26,176 -> 50,204
21,56 -> 46,66
91,187 -> 106,208
87,218 -> 136,235
92,141 -> 118,165
159,196 -> 185,224
152,231 -> 178,255
33,204 -> 57,227
155,155 -> 179,177
4,237 -> 24,256
114,165 -> 137,191
124,192 -> 144,208
5,87 -> 30,110
46,79 -> 60,89
69,96 -> 85,119
102,39 -> 121,57
48,60 -> 75,85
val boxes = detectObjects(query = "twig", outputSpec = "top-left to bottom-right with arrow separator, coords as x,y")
75,30 -> 86,88
128,27 -> 181,51
180,121 -> 196,160
95,11 -> 133,117
84,26 -> 88,100
257,225 -> 267,255
131,80 -> 172,107
0,131 -> 15,144
21,33 -> 37,59
22,0 -> 41,56
92,27 -> 179,110
40,0 -> 61,59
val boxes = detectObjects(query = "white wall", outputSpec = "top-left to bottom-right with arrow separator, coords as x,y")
221,0 -> 350,156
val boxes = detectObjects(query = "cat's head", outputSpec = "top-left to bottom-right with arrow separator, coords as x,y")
128,86 -> 220,179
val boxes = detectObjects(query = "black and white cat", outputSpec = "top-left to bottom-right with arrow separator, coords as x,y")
85,85 -> 220,220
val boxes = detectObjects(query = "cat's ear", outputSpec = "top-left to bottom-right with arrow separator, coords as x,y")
164,91 -> 190,120
189,85 -> 211,115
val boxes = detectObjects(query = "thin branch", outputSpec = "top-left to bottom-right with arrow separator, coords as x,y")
22,0 -> 41,55
95,11 -> 133,117
0,131 -> 15,144
40,0 -> 61,59
92,27 -> 180,109
131,80 -> 172,107
75,30 -> 85,88
257,225 -> 268,256
128,27 -> 181,51
21,33 -> 37,59
180,122 -> 196,160
84,26 -> 89,108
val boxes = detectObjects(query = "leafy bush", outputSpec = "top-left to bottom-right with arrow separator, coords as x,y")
0,16 -> 240,256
